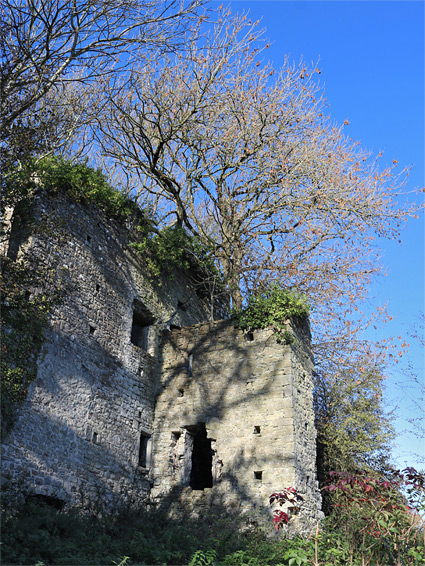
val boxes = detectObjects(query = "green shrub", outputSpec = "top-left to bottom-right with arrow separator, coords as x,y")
4,156 -> 139,220
232,285 -> 309,342
2,497 -> 424,565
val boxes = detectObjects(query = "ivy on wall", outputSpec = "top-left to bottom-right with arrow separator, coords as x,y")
0,257 -> 67,438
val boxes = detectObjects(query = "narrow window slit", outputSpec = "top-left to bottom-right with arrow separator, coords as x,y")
139,432 -> 151,468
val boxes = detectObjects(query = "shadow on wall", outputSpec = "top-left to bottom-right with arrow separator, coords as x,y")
149,320 -> 320,530
2,192 -> 319,531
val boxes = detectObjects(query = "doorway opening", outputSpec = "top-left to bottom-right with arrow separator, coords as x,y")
187,423 -> 213,490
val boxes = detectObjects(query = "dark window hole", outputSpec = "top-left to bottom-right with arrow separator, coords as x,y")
139,433 -> 151,468
89,325 -> 95,335
26,494 -> 65,510
131,300 -> 155,350
178,388 -> 184,397
187,423 -> 213,490
253,426 -> 261,435
92,431 -> 98,443
245,332 -> 254,342
86,235 -> 91,244
254,471 -> 263,481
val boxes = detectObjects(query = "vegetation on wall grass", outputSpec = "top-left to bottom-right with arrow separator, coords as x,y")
5,156 -> 227,308
2,469 -> 424,566
232,285 -> 309,343
3,156 -> 139,220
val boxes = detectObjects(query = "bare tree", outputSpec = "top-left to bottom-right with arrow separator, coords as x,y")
92,7 -> 417,312
0,0 -> 204,168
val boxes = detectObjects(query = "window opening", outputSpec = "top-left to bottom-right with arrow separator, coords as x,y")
131,300 -> 155,350
89,325 -> 95,335
253,426 -> 261,435
86,235 -> 91,244
177,300 -> 187,311
245,332 -> 254,341
27,494 -> 65,510
92,431 -> 98,443
188,423 -> 213,490
254,471 -> 263,481
139,432 -> 151,468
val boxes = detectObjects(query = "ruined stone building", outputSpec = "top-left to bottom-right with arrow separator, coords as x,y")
1,187 -> 321,525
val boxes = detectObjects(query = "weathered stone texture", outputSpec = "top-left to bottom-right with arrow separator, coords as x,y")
1,189 -> 321,524
150,320 -> 321,524
1,189 -> 210,509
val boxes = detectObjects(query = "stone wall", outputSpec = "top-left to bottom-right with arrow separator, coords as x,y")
1,188 -> 321,524
150,319 -> 321,525
1,189 -> 210,509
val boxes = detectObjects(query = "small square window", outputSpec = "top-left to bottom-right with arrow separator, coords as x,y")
253,426 -> 261,435
254,471 -> 262,481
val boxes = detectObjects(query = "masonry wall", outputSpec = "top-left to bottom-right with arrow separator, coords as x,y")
1,188 -> 210,509
1,188 -> 321,524
150,319 -> 321,525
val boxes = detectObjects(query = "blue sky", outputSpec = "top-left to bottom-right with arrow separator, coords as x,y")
221,0 -> 424,468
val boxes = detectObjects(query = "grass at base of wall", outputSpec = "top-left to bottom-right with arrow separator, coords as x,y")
2,499 -> 424,566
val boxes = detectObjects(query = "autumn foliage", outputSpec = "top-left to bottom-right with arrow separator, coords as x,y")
271,469 -> 425,564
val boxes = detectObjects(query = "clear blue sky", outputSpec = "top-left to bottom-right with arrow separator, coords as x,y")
221,0 -> 425,468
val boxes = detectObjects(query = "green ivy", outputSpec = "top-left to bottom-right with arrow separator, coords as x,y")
3,156 -> 139,220
232,285 -> 309,343
0,259 -> 65,439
